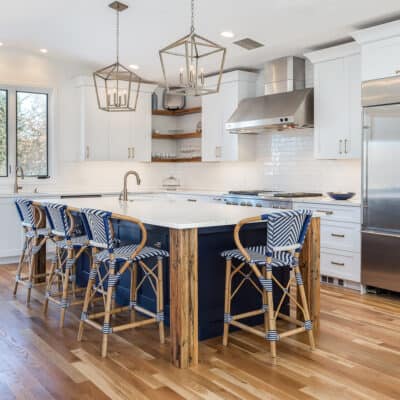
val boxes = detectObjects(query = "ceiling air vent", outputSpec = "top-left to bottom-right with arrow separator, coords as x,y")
233,38 -> 264,50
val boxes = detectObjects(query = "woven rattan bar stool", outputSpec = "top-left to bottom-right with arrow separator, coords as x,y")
42,202 -> 91,328
14,199 -> 50,304
77,208 -> 169,358
221,209 -> 315,364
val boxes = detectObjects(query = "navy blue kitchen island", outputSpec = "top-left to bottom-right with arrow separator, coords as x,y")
36,196 -> 320,369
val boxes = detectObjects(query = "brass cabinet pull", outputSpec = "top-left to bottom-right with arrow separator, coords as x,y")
331,261 -> 345,266
131,147 -> 135,159
339,139 -> 343,154
128,148 -> 131,158
331,233 -> 345,238
344,139 -> 348,154
316,210 -> 334,215
215,146 -> 222,158
85,146 -> 90,160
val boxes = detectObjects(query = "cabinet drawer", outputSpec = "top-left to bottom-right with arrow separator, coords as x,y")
293,202 -> 361,223
321,249 -> 360,282
321,221 -> 361,252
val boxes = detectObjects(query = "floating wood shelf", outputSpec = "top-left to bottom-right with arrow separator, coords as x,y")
152,157 -> 201,163
152,107 -> 202,116
152,131 -> 202,140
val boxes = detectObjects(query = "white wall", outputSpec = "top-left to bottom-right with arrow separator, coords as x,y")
0,49 -> 361,195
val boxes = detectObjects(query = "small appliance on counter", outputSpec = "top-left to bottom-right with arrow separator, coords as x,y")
162,176 -> 181,191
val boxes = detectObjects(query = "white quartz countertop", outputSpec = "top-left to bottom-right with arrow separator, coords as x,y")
35,196 -> 319,230
2,188 -> 360,206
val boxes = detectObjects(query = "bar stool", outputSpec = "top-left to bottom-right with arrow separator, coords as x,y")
14,199 -> 50,304
77,208 -> 169,357
42,202 -> 91,327
221,209 -> 315,363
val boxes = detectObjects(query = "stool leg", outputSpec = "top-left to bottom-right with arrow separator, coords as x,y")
157,257 -> 165,344
43,252 -> 58,315
13,236 -> 28,296
101,261 -> 115,358
130,262 -> 137,322
26,237 -> 38,305
265,264 -> 277,363
294,265 -> 315,350
78,252 -> 98,342
262,265 -> 269,338
60,248 -> 73,328
223,258 -> 232,346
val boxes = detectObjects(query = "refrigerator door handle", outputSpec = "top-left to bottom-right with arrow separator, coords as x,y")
362,229 -> 400,239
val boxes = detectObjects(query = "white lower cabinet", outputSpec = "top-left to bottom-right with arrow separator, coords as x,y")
0,198 -> 24,260
320,249 -> 361,282
294,201 -> 361,283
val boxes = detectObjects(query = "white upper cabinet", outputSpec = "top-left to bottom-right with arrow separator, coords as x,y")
305,43 -> 361,159
76,77 -> 155,162
202,71 -> 258,162
352,20 -> 400,81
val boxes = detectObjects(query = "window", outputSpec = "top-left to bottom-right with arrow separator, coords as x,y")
0,87 -> 50,179
16,91 -> 48,177
0,90 -> 7,177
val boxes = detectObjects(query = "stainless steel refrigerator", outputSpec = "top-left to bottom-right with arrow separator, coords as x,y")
362,76 -> 400,292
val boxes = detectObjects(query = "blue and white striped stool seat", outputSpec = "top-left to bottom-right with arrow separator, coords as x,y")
95,244 -> 169,263
221,246 -> 295,267
56,235 -> 89,249
25,228 -> 51,238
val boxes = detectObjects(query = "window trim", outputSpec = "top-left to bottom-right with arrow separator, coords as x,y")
0,88 -> 9,177
15,90 -> 49,178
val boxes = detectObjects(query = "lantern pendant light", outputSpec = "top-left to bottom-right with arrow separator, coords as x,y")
93,1 -> 142,111
159,0 -> 226,96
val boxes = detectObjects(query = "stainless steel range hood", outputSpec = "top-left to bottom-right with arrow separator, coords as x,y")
226,56 -> 314,133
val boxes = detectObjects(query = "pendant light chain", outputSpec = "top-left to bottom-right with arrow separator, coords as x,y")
190,0 -> 195,33
116,8 -> 120,63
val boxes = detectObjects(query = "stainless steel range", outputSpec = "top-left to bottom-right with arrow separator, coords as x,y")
223,190 -> 322,209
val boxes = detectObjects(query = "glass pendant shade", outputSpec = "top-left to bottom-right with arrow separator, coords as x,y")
93,1 -> 142,111
159,0 -> 226,96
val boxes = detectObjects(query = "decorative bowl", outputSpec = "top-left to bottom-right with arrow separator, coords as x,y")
327,192 -> 356,201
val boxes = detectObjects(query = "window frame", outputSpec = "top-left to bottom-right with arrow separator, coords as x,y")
0,85 -> 52,183
15,90 -> 49,177
0,88 -> 9,177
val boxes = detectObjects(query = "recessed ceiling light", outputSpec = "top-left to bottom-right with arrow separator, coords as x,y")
221,31 -> 235,38
0,42 -> 3,47
40,48 -> 48,54
129,64 -> 139,70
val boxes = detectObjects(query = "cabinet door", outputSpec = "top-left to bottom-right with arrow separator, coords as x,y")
314,59 -> 347,159
108,111 -> 132,161
202,92 -> 223,161
81,87 -> 110,161
131,92 -> 152,162
0,199 -> 24,258
344,54 -> 362,159
362,37 -> 400,81
220,82 -> 240,161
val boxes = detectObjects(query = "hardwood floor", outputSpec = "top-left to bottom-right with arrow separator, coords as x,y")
1,264 -> 400,400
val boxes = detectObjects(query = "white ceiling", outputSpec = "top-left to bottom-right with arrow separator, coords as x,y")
1,0 -> 400,81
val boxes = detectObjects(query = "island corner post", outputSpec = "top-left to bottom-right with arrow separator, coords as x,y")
168,217 -> 321,369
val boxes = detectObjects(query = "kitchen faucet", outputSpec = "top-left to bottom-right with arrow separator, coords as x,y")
119,170 -> 141,201
14,166 -> 24,194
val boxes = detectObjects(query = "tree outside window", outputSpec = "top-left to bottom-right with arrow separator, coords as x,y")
16,91 -> 48,177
